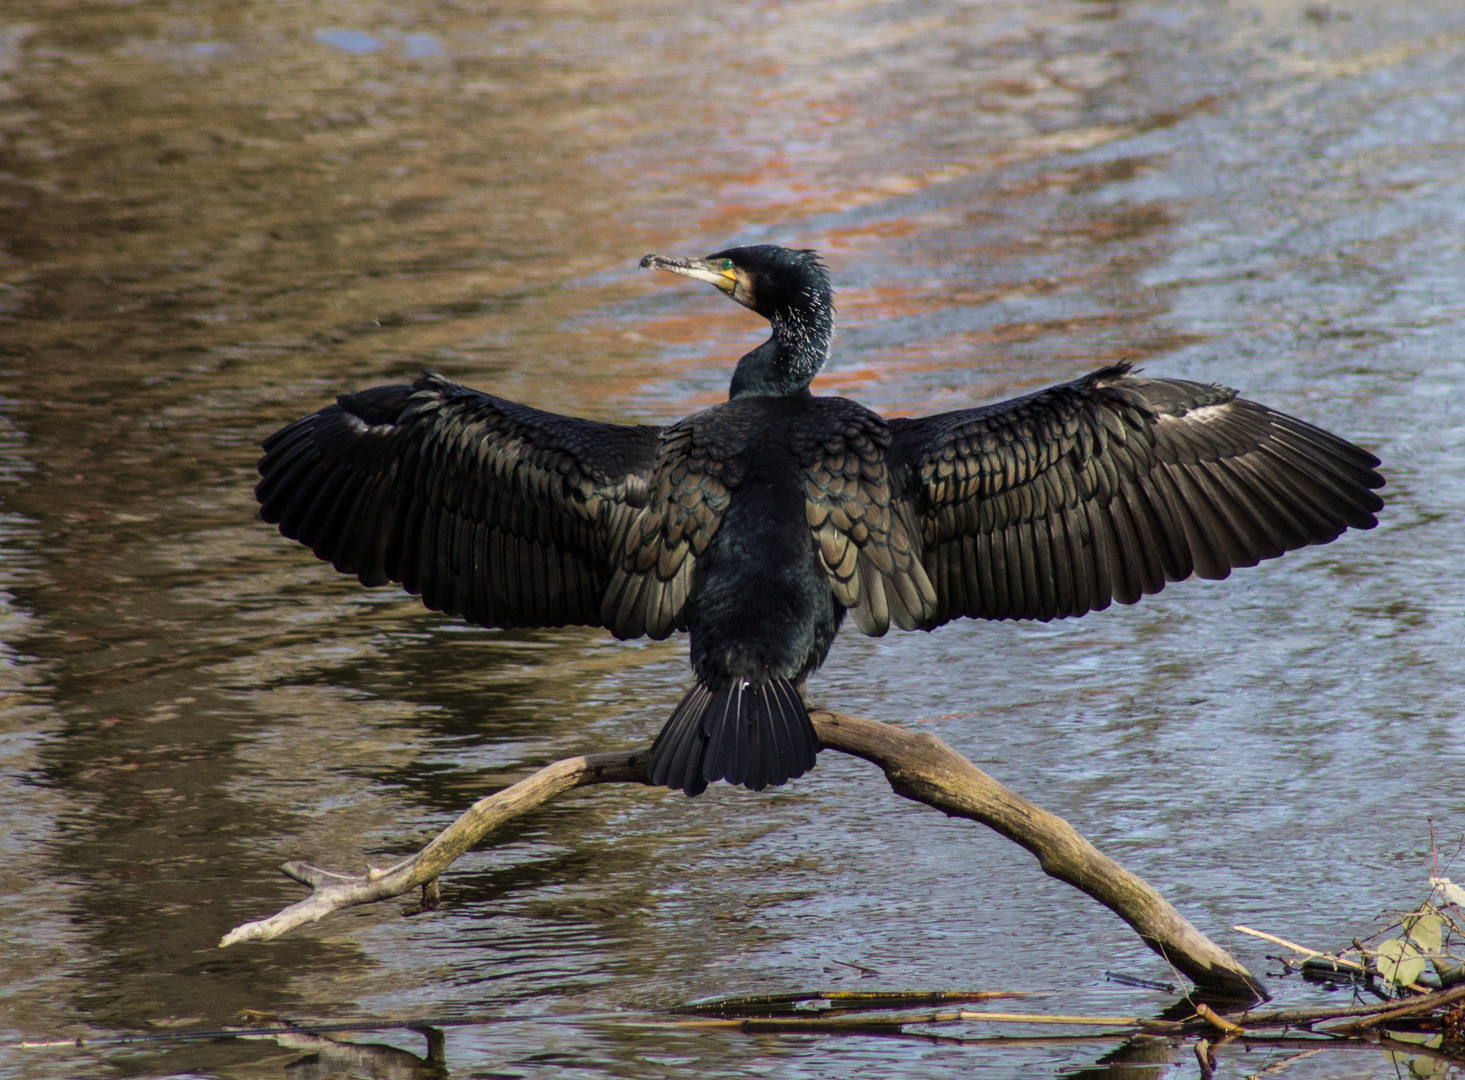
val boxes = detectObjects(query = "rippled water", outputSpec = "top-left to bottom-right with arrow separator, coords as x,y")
1,0 -> 1463,1076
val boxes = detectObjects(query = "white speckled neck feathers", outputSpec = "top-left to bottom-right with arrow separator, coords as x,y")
728,254 -> 833,399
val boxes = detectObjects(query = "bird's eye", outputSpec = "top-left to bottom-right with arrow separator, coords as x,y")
721,259 -> 734,271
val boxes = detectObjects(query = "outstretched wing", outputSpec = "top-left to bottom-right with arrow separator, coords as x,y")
888,362 -> 1384,625
256,372 -> 663,630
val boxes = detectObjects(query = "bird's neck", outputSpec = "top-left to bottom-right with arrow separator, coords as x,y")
728,305 -> 832,400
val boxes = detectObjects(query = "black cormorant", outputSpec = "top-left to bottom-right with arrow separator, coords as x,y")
256,245 -> 1384,796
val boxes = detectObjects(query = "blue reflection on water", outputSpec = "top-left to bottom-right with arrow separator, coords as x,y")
401,33 -> 443,59
314,28 -> 384,54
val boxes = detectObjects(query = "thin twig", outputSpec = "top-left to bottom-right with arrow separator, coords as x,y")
1231,926 -> 1360,969
955,1010 -> 1182,1031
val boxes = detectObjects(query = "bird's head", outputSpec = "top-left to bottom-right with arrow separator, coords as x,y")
640,245 -> 831,323
640,245 -> 834,398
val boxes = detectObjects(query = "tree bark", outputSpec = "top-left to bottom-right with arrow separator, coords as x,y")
221,708 -> 1267,1000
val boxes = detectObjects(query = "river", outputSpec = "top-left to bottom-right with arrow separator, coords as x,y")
1,0 -> 1462,1076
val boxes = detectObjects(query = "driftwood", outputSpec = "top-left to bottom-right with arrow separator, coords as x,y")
653,982 -> 1465,1037
658,1009 -> 1186,1034
221,708 -> 1266,999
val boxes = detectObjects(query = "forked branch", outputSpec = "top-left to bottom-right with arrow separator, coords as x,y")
220,750 -> 648,947
221,708 -> 1266,1000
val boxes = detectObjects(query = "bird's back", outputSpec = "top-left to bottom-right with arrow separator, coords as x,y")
679,394 -> 856,688
639,392 -> 891,795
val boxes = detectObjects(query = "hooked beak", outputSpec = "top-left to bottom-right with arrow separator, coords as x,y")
640,253 -> 737,295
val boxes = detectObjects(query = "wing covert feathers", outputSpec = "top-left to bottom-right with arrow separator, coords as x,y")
257,373 -> 661,631
799,411 -> 937,635
601,419 -> 734,640
890,362 -> 1384,625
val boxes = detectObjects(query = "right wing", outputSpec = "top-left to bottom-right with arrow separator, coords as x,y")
256,372 -> 663,631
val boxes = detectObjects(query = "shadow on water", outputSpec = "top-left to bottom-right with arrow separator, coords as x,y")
1,0 -> 1463,1076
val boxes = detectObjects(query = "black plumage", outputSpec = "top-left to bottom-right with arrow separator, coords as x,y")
257,244 -> 1384,796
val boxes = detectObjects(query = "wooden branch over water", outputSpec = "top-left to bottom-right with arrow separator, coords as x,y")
221,708 -> 1266,999
220,749 -> 649,947
810,711 -> 1265,999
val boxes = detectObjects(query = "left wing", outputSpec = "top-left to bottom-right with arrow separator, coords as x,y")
887,362 -> 1384,625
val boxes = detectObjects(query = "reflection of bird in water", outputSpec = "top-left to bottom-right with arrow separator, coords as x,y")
257,245 -> 1383,796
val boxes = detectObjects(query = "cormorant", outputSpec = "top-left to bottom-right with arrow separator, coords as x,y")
256,245 -> 1384,796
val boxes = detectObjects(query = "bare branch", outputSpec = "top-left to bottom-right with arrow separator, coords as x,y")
1322,982 -> 1465,1033
808,710 -> 1266,999
221,709 -> 1266,998
220,750 -> 649,946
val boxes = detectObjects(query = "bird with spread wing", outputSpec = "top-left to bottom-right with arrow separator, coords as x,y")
257,245 -> 1384,796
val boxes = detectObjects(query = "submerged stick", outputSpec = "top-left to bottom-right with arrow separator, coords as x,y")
649,1008 -> 1183,1033
1198,984 -> 1465,1034
1322,982 -> 1465,1034
957,1010 -> 1181,1030
670,990 -> 1034,1014
221,710 -> 1266,997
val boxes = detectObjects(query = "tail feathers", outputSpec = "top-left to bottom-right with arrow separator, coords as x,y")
649,677 -> 820,796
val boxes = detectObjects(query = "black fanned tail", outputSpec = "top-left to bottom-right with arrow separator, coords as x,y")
649,677 -> 820,796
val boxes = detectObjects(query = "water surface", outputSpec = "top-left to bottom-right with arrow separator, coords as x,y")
1,0 -> 1463,1076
